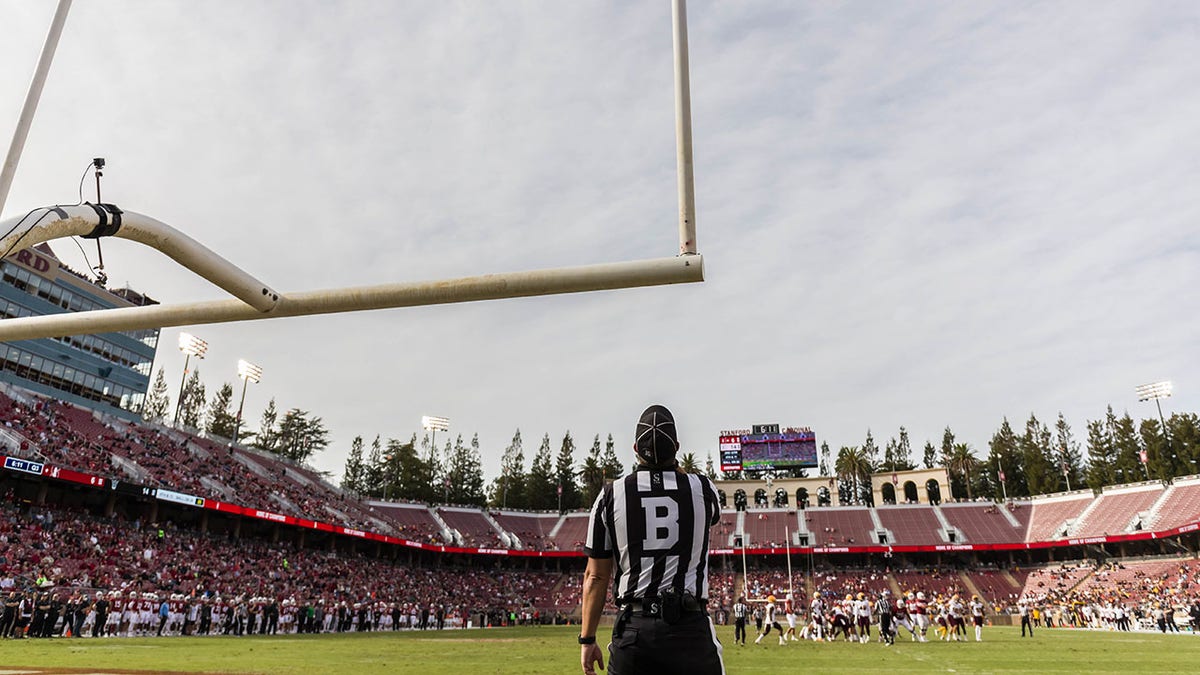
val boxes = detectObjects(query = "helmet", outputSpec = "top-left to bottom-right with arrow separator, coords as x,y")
634,405 -> 679,468
812,592 -> 820,599
856,592 -> 865,599
972,595 -> 979,601
917,592 -> 925,600
767,595 -> 776,603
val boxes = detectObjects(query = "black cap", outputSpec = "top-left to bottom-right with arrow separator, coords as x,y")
635,405 -> 678,468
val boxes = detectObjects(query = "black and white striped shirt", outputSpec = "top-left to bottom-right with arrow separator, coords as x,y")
583,467 -> 721,603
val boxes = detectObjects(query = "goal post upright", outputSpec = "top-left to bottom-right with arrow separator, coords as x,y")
0,1 -> 704,342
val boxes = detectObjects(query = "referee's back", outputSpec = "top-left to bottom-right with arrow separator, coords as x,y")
584,467 -> 721,603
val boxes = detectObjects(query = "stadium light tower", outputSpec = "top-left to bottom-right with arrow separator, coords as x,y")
232,359 -> 263,445
1136,381 -> 1174,479
422,415 -> 449,460
172,332 -> 208,427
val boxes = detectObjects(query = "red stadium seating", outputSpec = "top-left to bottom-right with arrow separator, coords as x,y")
551,513 -> 591,552
940,503 -> 1026,544
802,508 -> 876,546
1146,479 -> 1200,531
876,506 -> 944,546
743,509 -> 799,547
437,507 -> 504,548
1071,485 -> 1164,538
1025,494 -> 1092,542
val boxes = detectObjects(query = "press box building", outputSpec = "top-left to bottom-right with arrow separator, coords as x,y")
0,243 -> 159,417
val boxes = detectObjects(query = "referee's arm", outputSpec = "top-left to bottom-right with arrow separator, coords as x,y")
580,556 -> 613,675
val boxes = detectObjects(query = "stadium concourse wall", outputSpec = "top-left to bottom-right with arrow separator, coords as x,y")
5,450 -> 1200,562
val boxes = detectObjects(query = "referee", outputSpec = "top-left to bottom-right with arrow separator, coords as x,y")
732,596 -> 749,646
578,404 -> 724,675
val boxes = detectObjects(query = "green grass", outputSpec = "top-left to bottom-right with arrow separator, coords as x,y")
2,625 -> 1197,674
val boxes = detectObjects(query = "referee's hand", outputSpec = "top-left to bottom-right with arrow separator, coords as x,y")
581,643 -> 604,674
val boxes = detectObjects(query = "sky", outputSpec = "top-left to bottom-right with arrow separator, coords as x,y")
2,0 -> 1199,486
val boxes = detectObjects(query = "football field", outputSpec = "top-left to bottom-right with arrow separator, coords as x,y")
1,625 -> 1196,674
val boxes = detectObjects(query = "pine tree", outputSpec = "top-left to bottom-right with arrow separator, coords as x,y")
1139,419 -> 1170,481
1054,413 -> 1084,491
1112,412 -> 1144,484
601,433 -> 624,482
705,452 -> 718,481
251,398 -> 280,454
491,429 -> 527,509
363,435 -> 385,497
178,370 -> 205,430
862,430 -> 879,470
275,409 -> 329,463
442,434 -> 486,506
392,436 -> 432,502
940,427 -> 956,466
922,441 -> 937,470
1020,414 -> 1055,496
1085,418 -> 1115,491
206,383 -> 238,439
555,431 -> 581,512
342,436 -> 366,493
526,434 -> 556,511
1168,413 -> 1200,477
143,368 -> 171,422
896,427 -> 915,471
988,418 -> 1019,500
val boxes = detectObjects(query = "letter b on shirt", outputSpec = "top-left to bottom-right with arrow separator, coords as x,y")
642,496 -> 680,550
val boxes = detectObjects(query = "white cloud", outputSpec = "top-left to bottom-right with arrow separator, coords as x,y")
2,0 -> 1199,484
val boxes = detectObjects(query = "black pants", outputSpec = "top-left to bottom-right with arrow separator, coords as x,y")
92,612 -> 107,638
734,617 -> 746,644
1020,616 -> 1032,636
609,613 -> 723,675
879,615 -> 893,644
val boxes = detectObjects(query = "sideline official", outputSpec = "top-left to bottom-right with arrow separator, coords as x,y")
578,404 -> 724,675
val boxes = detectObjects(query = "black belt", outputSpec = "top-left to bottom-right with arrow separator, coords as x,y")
620,594 -> 706,619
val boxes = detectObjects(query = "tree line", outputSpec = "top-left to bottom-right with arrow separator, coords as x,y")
803,407 -> 1200,506
142,367 -> 330,464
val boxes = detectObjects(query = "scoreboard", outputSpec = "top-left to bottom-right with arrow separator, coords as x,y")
718,424 -> 817,472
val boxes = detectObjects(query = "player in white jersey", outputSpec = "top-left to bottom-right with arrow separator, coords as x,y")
969,595 -> 985,641
911,592 -> 930,641
854,593 -> 872,643
807,592 -> 826,641
894,593 -> 920,641
947,595 -> 966,642
754,595 -> 786,646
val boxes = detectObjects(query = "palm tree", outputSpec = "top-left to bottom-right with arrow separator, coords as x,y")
835,446 -> 873,505
946,442 -> 979,501
679,452 -> 701,474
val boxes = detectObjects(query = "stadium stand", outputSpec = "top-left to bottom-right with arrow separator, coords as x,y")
892,569 -> 965,598
1018,563 -> 1093,601
550,513 -> 590,551
492,511 -> 561,551
743,509 -> 799,547
940,503 -> 1026,544
803,508 -> 876,546
966,569 -> 1021,605
876,506 -> 945,546
1145,478 -> 1200,531
1025,493 -> 1092,542
713,511 -> 740,547
437,507 -> 504,548
369,502 -> 445,543
1071,485 -> 1165,538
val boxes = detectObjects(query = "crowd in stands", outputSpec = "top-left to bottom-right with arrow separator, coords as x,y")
0,495 -> 573,639
0,394 -> 386,535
